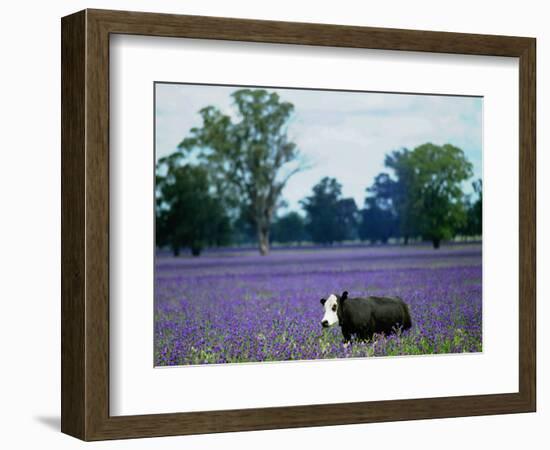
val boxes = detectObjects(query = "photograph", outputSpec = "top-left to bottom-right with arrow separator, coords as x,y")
154,82 -> 483,366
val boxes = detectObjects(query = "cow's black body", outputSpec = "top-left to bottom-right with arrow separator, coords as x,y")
337,292 -> 412,342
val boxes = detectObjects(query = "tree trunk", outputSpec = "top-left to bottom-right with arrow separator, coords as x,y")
258,227 -> 270,256
403,235 -> 409,245
432,238 -> 441,249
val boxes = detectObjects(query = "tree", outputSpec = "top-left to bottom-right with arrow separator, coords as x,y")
365,173 -> 396,211
407,143 -> 473,248
270,212 -> 308,244
156,161 -> 231,256
359,173 -> 399,243
301,177 -> 357,244
336,198 -> 359,241
358,198 -> 397,244
380,144 -> 473,248
471,179 -> 482,236
462,179 -> 482,237
384,149 -> 418,244
232,209 -> 257,245
178,89 -> 305,255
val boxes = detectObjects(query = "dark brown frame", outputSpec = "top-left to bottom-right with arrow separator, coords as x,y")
61,8 -> 536,441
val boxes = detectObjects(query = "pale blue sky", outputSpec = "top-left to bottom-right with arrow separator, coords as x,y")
155,83 -> 482,213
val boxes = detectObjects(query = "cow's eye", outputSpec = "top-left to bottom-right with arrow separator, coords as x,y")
332,305 -> 337,312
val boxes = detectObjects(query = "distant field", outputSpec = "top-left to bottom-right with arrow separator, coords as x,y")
154,244 -> 482,366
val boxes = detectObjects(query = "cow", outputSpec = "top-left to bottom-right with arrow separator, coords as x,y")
320,291 -> 412,343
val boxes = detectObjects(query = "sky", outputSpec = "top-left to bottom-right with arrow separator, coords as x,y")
155,83 -> 482,214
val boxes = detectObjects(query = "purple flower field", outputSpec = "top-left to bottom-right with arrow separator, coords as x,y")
155,244 -> 482,366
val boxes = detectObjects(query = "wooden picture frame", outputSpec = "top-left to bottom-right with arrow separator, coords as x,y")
61,8 -> 536,441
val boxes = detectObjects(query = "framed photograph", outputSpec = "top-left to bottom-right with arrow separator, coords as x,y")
61,9 -> 536,441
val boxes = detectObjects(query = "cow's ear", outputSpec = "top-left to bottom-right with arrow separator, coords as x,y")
320,298 -> 326,305
341,291 -> 349,302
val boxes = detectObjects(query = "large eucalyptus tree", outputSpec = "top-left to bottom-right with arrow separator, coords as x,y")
178,89 -> 305,255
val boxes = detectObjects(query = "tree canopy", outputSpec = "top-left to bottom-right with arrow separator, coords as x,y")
270,212 -> 308,244
380,143 -> 473,248
462,179 -> 482,238
383,149 -> 419,244
358,173 -> 398,243
155,161 -> 231,256
301,177 -> 358,245
358,198 -> 397,244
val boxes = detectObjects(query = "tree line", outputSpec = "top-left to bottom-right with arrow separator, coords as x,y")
156,89 -> 481,256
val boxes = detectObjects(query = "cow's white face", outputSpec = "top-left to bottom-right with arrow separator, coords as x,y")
320,294 -> 339,328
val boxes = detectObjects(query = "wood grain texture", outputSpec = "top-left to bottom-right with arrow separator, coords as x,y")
85,10 -> 111,440
61,8 -> 537,441
61,10 -> 86,439
518,39 -> 536,410
89,8 -> 532,56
